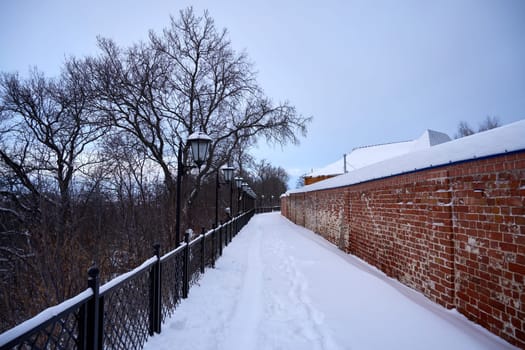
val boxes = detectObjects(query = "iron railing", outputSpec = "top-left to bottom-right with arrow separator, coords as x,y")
0,209 -> 255,350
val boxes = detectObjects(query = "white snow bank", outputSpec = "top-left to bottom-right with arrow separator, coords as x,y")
290,119 -> 525,194
143,213 -> 516,350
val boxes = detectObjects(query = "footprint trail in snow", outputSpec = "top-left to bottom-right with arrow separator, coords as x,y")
144,213 -> 515,350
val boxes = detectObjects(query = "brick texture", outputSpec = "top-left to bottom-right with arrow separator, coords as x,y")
282,152 -> 525,348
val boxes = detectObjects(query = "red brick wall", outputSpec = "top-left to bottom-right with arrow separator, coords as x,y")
450,154 -> 525,345
303,189 -> 349,249
281,152 -> 525,348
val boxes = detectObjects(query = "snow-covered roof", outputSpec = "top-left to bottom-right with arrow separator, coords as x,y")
289,119 -> 525,194
306,129 -> 451,178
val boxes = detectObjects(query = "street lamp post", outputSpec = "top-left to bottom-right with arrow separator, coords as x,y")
241,182 -> 249,213
175,131 -> 212,246
216,165 -> 235,227
234,177 -> 243,215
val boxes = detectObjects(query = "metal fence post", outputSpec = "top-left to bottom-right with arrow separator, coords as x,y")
211,224 -> 216,268
219,221 -> 223,257
200,227 -> 205,274
149,243 -> 161,335
239,213 -> 243,231
224,222 -> 231,246
86,265 -> 102,350
225,221 -> 229,246
183,232 -> 190,299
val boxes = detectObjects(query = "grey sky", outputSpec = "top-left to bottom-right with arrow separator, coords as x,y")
1,0 -> 524,186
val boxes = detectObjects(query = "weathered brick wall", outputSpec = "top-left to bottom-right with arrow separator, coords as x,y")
281,152 -> 525,348
302,189 -> 348,249
344,168 -> 455,307
449,154 -> 525,345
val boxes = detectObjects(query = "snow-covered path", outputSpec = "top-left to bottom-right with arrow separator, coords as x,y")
144,213 -> 515,350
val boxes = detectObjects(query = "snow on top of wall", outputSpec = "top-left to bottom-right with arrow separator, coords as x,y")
305,129 -> 451,178
289,119 -> 525,195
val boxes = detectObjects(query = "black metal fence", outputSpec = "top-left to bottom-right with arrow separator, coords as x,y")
0,210 -> 255,350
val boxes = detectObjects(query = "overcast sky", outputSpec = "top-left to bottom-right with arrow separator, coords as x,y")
1,0 -> 524,187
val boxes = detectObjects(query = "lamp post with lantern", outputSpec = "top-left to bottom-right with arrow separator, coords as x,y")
176,131 -> 212,246
234,177 -> 244,215
241,181 -> 249,213
216,165 -> 235,227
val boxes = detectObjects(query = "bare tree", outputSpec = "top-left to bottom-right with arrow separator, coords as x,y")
87,7 -> 310,247
455,116 -> 501,139
478,115 -> 500,132
0,65 -> 104,244
295,175 -> 306,189
98,131 -> 167,258
0,65 -> 105,328
455,121 -> 475,139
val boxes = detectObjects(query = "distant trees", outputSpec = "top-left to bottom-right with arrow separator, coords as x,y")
295,175 -> 305,189
0,7 -> 309,332
478,116 -> 501,132
456,121 -> 475,138
251,160 -> 288,206
455,116 -> 500,139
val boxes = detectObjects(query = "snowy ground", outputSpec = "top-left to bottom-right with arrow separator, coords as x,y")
144,213 -> 516,350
